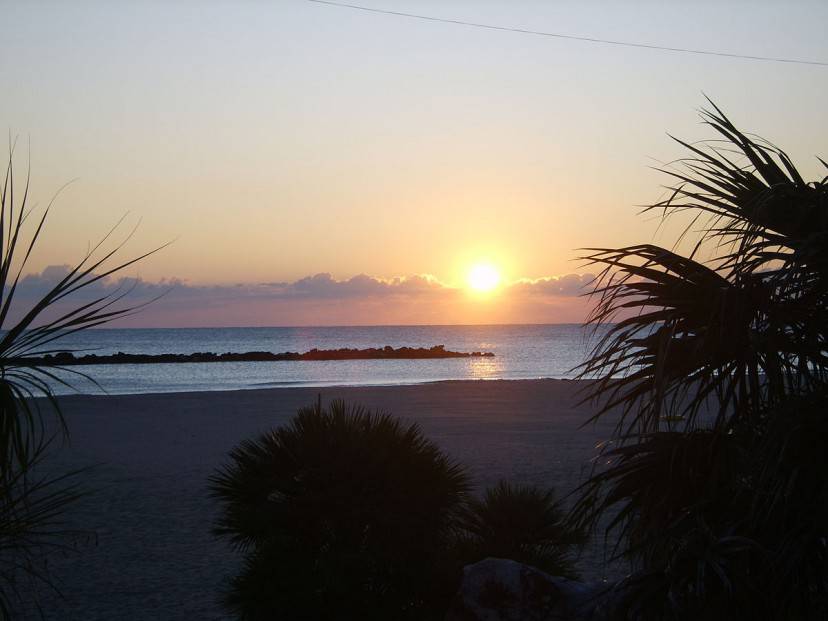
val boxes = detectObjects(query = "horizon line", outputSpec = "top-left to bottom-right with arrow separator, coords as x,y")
77,321 -> 594,331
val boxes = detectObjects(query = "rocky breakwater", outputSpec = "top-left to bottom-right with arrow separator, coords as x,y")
24,345 -> 495,366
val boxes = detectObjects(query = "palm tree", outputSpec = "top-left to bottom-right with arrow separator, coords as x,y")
570,100 -> 828,620
210,399 -> 470,621
459,480 -> 583,578
0,148 -> 163,616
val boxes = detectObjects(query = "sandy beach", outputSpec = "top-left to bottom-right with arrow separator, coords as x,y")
34,379 -> 621,620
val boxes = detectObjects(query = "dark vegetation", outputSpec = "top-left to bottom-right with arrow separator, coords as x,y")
210,102 -> 828,620
458,480 -> 583,579
0,150 -> 160,617
27,345 -> 494,366
7,95 -> 818,619
571,101 -> 828,619
210,399 -> 581,620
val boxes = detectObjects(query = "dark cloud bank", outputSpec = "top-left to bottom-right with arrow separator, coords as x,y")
10,266 -> 595,327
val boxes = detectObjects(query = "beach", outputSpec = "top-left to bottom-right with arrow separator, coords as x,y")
35,379 -> 621,620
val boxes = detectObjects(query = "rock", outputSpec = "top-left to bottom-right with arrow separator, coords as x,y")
24,345 -> 495,366
445,558 -> 601,621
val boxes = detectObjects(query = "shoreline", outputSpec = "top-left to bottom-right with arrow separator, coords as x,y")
55,375 -> 581,399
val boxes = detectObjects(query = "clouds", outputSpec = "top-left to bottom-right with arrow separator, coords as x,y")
268,273 -> 451,299
509,273 -> 595,297
10,266 -> 595,327
15,266 -> 593,302
13,263 -> 185,300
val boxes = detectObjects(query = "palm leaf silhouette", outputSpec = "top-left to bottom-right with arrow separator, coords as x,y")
570,102 -> 828,619
0,146 -> 165,615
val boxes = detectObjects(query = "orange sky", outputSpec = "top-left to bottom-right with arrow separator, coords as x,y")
2,2 -> 826,326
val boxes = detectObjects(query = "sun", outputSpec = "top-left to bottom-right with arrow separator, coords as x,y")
467,263 -> 501,293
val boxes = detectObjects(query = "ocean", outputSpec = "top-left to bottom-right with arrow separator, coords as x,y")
45,324 -> 604,395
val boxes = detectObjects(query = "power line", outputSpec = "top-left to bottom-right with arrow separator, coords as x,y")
305,0 -> 828,68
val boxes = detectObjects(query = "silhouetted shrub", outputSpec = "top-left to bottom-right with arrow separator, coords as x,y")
571,101 -> 828,619
459,481 -> 582,579
210,399 -> 470,620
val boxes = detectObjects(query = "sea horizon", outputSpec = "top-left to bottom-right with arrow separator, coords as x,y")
46,323 -> 605,396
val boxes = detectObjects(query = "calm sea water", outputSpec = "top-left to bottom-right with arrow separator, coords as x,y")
45,324 -> 604,395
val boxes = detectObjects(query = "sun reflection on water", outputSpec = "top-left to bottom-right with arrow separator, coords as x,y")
467,355 -> 504,380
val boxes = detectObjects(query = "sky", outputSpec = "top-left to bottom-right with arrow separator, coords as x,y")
1,0 -> 826,326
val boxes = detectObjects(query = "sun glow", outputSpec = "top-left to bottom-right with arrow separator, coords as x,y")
467,263 -> 501,293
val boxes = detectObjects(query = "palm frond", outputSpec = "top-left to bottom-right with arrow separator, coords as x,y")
210,399 -> 470,619
0,146 -> 163,617
570,101 -> 828,619
568,431 -> 744,564
459,480 -> 583,578
576,243 -> 766,434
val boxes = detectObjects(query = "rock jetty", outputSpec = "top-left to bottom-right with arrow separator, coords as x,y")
24,345 -> 495,366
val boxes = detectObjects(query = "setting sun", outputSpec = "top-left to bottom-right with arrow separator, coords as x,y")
467,264 -> 502,293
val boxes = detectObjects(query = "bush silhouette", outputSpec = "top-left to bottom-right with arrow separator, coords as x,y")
210,399 -> 470,620
459,481 -> 582,579
571,101 -> 828,619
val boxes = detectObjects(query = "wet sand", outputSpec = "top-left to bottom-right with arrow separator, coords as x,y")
33,379 -> 621,620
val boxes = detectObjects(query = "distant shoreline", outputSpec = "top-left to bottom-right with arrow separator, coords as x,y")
35,325 -> 590,396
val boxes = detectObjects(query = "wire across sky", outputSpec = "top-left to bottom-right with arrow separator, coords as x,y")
306,0 -> 828,68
